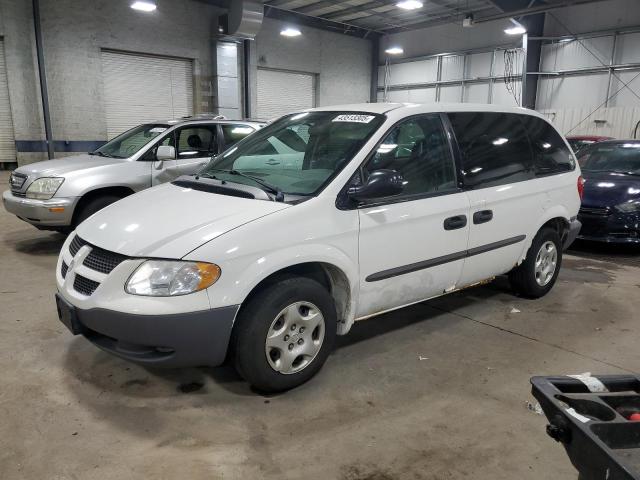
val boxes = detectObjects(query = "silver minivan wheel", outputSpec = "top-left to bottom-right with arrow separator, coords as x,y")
265,301 -> 325,375
534,240 -> 558,287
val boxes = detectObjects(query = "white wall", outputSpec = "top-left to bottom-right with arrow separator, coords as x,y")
376,0 -> 640,138
249,17 -> 372,117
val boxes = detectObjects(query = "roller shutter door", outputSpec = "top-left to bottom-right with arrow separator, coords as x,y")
101,51 -> 193,139
257,68 -> 315,121
0,40 -> 16,164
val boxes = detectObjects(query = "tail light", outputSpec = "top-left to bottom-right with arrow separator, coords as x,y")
577,175 -> 585,200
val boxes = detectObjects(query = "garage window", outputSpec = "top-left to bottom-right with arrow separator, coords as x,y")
448,112 -> 534,188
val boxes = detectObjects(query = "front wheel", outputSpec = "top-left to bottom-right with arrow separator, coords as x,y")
232,276 -> 337,392
509,227 -> 562,298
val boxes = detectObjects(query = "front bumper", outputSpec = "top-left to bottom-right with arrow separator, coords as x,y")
2,190 -> 77,228
577,210 -> 640,244
56,293 -> 239,367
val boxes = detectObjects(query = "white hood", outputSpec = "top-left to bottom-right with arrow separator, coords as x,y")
76,182 -> 290,258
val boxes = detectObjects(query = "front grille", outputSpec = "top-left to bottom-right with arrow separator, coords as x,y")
83,246 -> 127,274
579,206 -> 611,216
69,235 -> 88,256
61,261 -> 68,279
9,172 -> 27,192
73,274 -> 100,296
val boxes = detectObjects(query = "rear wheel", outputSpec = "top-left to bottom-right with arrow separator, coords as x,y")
233,276 -> 337,392
509,227 -> 562,298
74,195 -> 122,227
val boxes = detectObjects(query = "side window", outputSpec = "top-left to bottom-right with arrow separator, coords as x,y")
520,116 -> 575,176
221,124 -> 255,148
141,131 -> 174,161
364,115 -> 457,196
448,112 -> 534,188
176,126 -> 217,159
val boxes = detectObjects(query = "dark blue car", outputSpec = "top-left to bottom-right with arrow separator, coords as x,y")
576,140 -> 640,244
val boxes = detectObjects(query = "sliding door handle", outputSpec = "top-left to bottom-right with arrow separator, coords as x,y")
473,209 -> 493,224
443,215 -> 468,230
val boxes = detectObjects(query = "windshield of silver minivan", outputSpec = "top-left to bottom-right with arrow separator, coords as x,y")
201,112 -> 385,196
91,123 -> 169,159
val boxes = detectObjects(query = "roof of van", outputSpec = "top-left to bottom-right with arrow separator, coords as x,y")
307,102 -> 544,118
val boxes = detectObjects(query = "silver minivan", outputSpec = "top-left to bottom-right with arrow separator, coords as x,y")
3,117 -> 262,233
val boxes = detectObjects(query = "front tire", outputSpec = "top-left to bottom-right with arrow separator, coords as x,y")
74,195 -> 122,227
233,276 -> 337,392
509,227 -> 562,298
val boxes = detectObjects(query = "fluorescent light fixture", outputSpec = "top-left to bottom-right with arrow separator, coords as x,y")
397,0 -> 423,10
505,25 -> 526,35
385,46 -> 404,55
131,1 -> 156,12
280,27 -> 302,37
493,137 -> 509,145
505,19 -> 526,35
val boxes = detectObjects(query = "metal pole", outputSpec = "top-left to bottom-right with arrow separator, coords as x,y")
521,33 -> 528,108
488,49 -> 496,103
605,33 -> 617,107
370,37 -> 379,103
435,56 -> 442,102
242,40 -> 251,118
32,0 -> 54,159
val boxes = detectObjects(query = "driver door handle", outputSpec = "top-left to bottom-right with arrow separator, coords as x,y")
443,215 -> 467,230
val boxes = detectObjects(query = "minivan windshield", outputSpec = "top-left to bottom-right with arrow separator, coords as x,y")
201,112 -> 385,196
578,143 -> 640,175
91,123 -> 170,159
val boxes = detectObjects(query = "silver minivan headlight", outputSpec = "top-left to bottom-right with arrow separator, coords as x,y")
26,177 -> 65,200
615,200 -> 640,213
125,260 -> 221,296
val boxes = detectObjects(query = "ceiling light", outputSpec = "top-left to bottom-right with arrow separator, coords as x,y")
385,46 -> 404,55
280,27 -> 302,37
130,1 -> 156,12
505,19 -> 526,35
397,0 -> 423,10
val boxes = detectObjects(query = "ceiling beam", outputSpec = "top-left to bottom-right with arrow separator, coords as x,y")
473,0 -> 610,23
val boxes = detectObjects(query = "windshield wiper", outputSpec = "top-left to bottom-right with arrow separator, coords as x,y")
204,169 -> 285,202
89,151 -> 111,158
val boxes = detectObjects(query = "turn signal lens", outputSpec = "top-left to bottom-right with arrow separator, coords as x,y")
196,262 -> 221,290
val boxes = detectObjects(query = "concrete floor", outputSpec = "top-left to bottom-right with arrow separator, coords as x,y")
1,170 -> 639,480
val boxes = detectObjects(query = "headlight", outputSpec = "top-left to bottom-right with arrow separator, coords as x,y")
125,260 -> 221,296
25,177 -> 64,200
615,200 -> 640,213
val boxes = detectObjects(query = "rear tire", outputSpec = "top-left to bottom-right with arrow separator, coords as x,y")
509,227 -> 562,298
233,276 -> 337,392
74,195 -> 122,227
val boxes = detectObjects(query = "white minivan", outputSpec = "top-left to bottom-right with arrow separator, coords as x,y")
55,103 -> 582,392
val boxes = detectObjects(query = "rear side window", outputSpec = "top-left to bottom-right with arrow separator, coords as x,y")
520,116 -> 575,176
221,124 -> 256,147
448,112 -> 533,188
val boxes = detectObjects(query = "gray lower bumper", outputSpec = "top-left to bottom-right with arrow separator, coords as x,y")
2,190 -> 76,227
563,219 -> 582,250
66,304 -> 239,367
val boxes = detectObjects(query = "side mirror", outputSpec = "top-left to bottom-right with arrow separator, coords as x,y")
347,169 -> 405,202
156,145 -> 175,161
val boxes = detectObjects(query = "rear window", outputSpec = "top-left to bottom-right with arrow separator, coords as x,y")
448,112 -> 533,188
520,116 -> 575,176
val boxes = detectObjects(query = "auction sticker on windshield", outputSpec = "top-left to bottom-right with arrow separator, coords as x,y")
332,114 -> 376,123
